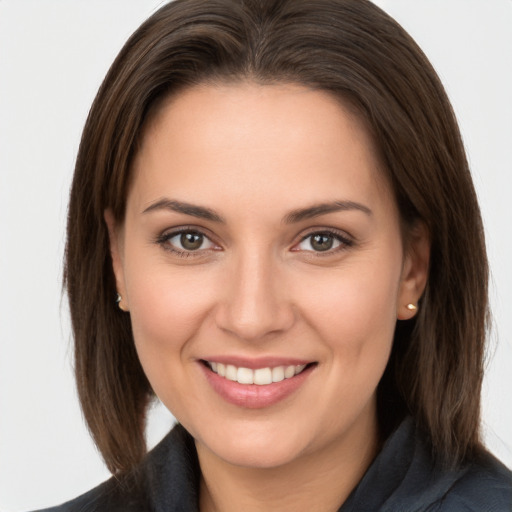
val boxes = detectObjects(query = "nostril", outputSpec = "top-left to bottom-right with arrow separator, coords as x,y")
214,299 -> 296,342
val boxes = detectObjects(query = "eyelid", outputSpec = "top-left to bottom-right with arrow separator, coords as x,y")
291,227 -> 354,254
154,225 -> 354,257
155,225 -> 222,256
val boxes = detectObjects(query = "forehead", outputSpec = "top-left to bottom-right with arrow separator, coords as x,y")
129,82 -> 393,217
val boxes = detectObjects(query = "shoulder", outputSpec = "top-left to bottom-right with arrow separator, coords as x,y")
29,477 -> 149,512
29,423 -> 200,512
344,417 -> 511,512
432,451 -> 512,512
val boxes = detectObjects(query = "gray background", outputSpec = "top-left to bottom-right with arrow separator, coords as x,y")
1,1 -> 511,510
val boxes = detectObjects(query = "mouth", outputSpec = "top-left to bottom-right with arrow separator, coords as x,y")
199,358 -> 317,408
202,360 -> 313,385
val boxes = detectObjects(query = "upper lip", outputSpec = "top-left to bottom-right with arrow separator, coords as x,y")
199,356 -> 315,369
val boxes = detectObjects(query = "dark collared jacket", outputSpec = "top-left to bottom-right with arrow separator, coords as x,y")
34,417 -> 512,512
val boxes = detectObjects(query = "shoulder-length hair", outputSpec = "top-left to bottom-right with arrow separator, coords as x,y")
65,0 -> 488,474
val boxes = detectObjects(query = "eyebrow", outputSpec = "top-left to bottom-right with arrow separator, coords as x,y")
142,198 -> 225,223
283,201 -> 373,223
142,198 -> 372,224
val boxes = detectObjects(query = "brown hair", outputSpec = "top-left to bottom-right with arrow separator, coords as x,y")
65,0 -> 488,474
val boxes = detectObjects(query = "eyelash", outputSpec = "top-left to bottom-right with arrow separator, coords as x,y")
294,229 -> 354,256
155,227 -> 354,258
155,227 -> 219,258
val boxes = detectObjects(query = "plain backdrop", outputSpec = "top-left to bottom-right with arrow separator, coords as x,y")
1,1 -> 511,510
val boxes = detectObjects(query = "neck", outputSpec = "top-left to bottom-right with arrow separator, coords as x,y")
197,408 -> 380,512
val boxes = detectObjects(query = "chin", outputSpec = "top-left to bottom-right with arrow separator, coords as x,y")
214,442 -> 305,470
195,421 -> 315,469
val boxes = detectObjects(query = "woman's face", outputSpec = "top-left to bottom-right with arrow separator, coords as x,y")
108,83 -> 427,469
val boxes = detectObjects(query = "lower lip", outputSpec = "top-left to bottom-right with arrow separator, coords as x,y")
200,363 -> 315,409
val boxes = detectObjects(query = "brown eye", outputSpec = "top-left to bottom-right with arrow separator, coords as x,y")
310,234 -> 334,251
180,232 -> 204,251
294,231 -> 351,253
162,230 -> 216,253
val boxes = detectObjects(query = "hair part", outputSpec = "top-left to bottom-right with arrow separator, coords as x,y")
65,0 -> 488,474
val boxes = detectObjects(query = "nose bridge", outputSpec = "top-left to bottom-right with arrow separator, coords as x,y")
216,245 -> 294,341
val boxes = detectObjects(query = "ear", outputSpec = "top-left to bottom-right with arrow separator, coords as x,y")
397,222 -> 430,320
104,209 -> 129,312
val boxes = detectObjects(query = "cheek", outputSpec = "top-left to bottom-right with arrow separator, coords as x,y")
295,264 -> 400,432
129,276 -> 206,342
122,249 -> 218,375
297,252 -> 401,374
124,261 -> 221,417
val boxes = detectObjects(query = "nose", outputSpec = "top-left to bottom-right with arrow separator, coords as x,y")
214,249 -> 296,342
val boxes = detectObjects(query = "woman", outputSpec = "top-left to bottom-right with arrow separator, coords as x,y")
35,0 -> 510,510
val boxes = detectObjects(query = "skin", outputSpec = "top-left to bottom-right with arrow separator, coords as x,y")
106,83 -> 429,512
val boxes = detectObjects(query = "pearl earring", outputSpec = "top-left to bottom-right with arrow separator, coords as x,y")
116,293 -> 127,312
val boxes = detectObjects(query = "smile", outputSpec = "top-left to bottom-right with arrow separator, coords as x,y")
205,361 -> 308,385
200,358 -> 317,408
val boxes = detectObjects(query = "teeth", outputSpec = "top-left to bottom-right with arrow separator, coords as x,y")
207,361 -> 309,385
225,364 -> 237,381
284,365 -> 296,379
254,367 -> 272,385
271,366 -> 285,382
237,367 -> 254,384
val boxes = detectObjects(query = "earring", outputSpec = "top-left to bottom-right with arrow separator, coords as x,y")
406,303 -> 418,311
116,293 -> 126,312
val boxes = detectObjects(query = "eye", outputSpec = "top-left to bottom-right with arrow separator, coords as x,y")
158,229 -> 217,254
294,231 -> 352,253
